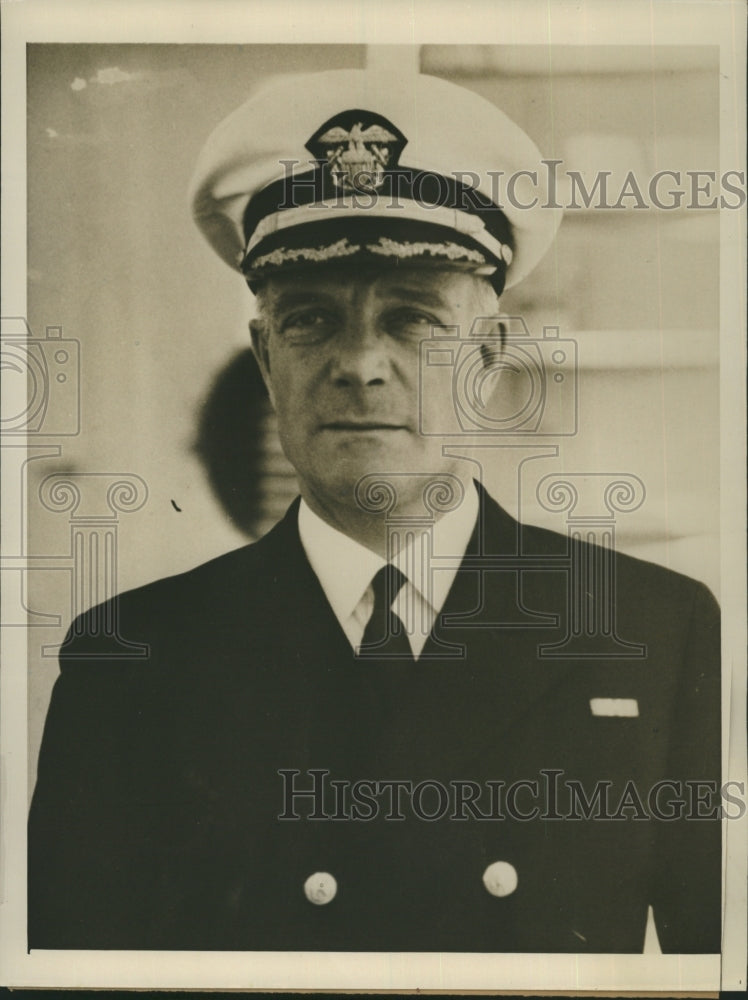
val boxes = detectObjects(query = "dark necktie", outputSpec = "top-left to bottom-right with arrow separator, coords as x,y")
358,564 -> 413,659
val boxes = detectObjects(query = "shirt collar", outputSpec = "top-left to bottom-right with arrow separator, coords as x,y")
402,479 -> 479,613
298,502 -> 385,623
298,480 -> 479,620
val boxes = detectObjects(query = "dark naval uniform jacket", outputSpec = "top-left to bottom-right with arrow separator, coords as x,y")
28,487 -> 721,953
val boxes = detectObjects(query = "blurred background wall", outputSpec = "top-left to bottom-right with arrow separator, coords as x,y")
20,43 -> 719,791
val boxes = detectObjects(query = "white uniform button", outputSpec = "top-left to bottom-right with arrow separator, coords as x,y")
482,860 -> 518,898
304,871 -> 337,905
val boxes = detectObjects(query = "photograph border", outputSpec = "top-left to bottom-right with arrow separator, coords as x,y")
1,0 -> 745,992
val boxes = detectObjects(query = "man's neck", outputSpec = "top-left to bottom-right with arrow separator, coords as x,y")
299,473 -> 476,558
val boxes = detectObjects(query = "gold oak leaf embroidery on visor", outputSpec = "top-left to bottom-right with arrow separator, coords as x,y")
252,238 -> 361,269
367,236 -> 490,264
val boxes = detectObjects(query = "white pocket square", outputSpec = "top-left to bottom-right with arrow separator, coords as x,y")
590,697 -> 639,717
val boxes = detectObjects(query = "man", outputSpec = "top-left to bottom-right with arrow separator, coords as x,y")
28,69 -> 721,953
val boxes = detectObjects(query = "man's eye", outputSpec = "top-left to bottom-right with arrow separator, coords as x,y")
281,310 -> 336,342
387,310 -> 439,337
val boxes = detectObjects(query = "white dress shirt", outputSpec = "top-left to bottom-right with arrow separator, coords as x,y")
298,482 -> 479,659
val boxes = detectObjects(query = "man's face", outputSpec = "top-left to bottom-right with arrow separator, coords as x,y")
251,264 -> 499,515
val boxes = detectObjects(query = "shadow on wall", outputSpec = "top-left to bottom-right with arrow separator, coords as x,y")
193,348 -> 297,540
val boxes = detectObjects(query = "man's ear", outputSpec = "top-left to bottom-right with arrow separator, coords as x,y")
478,319 -> 506,369
477,319 -> 506,406
249,319 -> 276,408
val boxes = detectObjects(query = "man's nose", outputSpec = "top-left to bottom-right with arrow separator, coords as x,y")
329,321 -> 390,387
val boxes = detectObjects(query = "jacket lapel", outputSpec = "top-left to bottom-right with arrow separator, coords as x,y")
423,484 -> 578,739
251,489 -> 578,762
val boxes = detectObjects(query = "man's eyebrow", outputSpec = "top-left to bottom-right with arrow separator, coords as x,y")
270,290 -> 338,313
268,283 -> 453,313
381,286 -> 452,308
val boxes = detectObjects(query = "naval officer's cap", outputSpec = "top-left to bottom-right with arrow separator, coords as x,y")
190,69 -> 561,295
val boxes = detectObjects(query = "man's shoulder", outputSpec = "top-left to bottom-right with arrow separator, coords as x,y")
489,491 -> 718,612
66,506 -> 299,647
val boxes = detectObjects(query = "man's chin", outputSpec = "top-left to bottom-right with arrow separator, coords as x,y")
300,453 -> 467,516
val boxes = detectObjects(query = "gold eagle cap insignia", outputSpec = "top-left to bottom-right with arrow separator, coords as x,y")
307,111 -> 407,193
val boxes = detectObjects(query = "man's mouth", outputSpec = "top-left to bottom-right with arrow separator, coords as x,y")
321,421 -> 407,431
